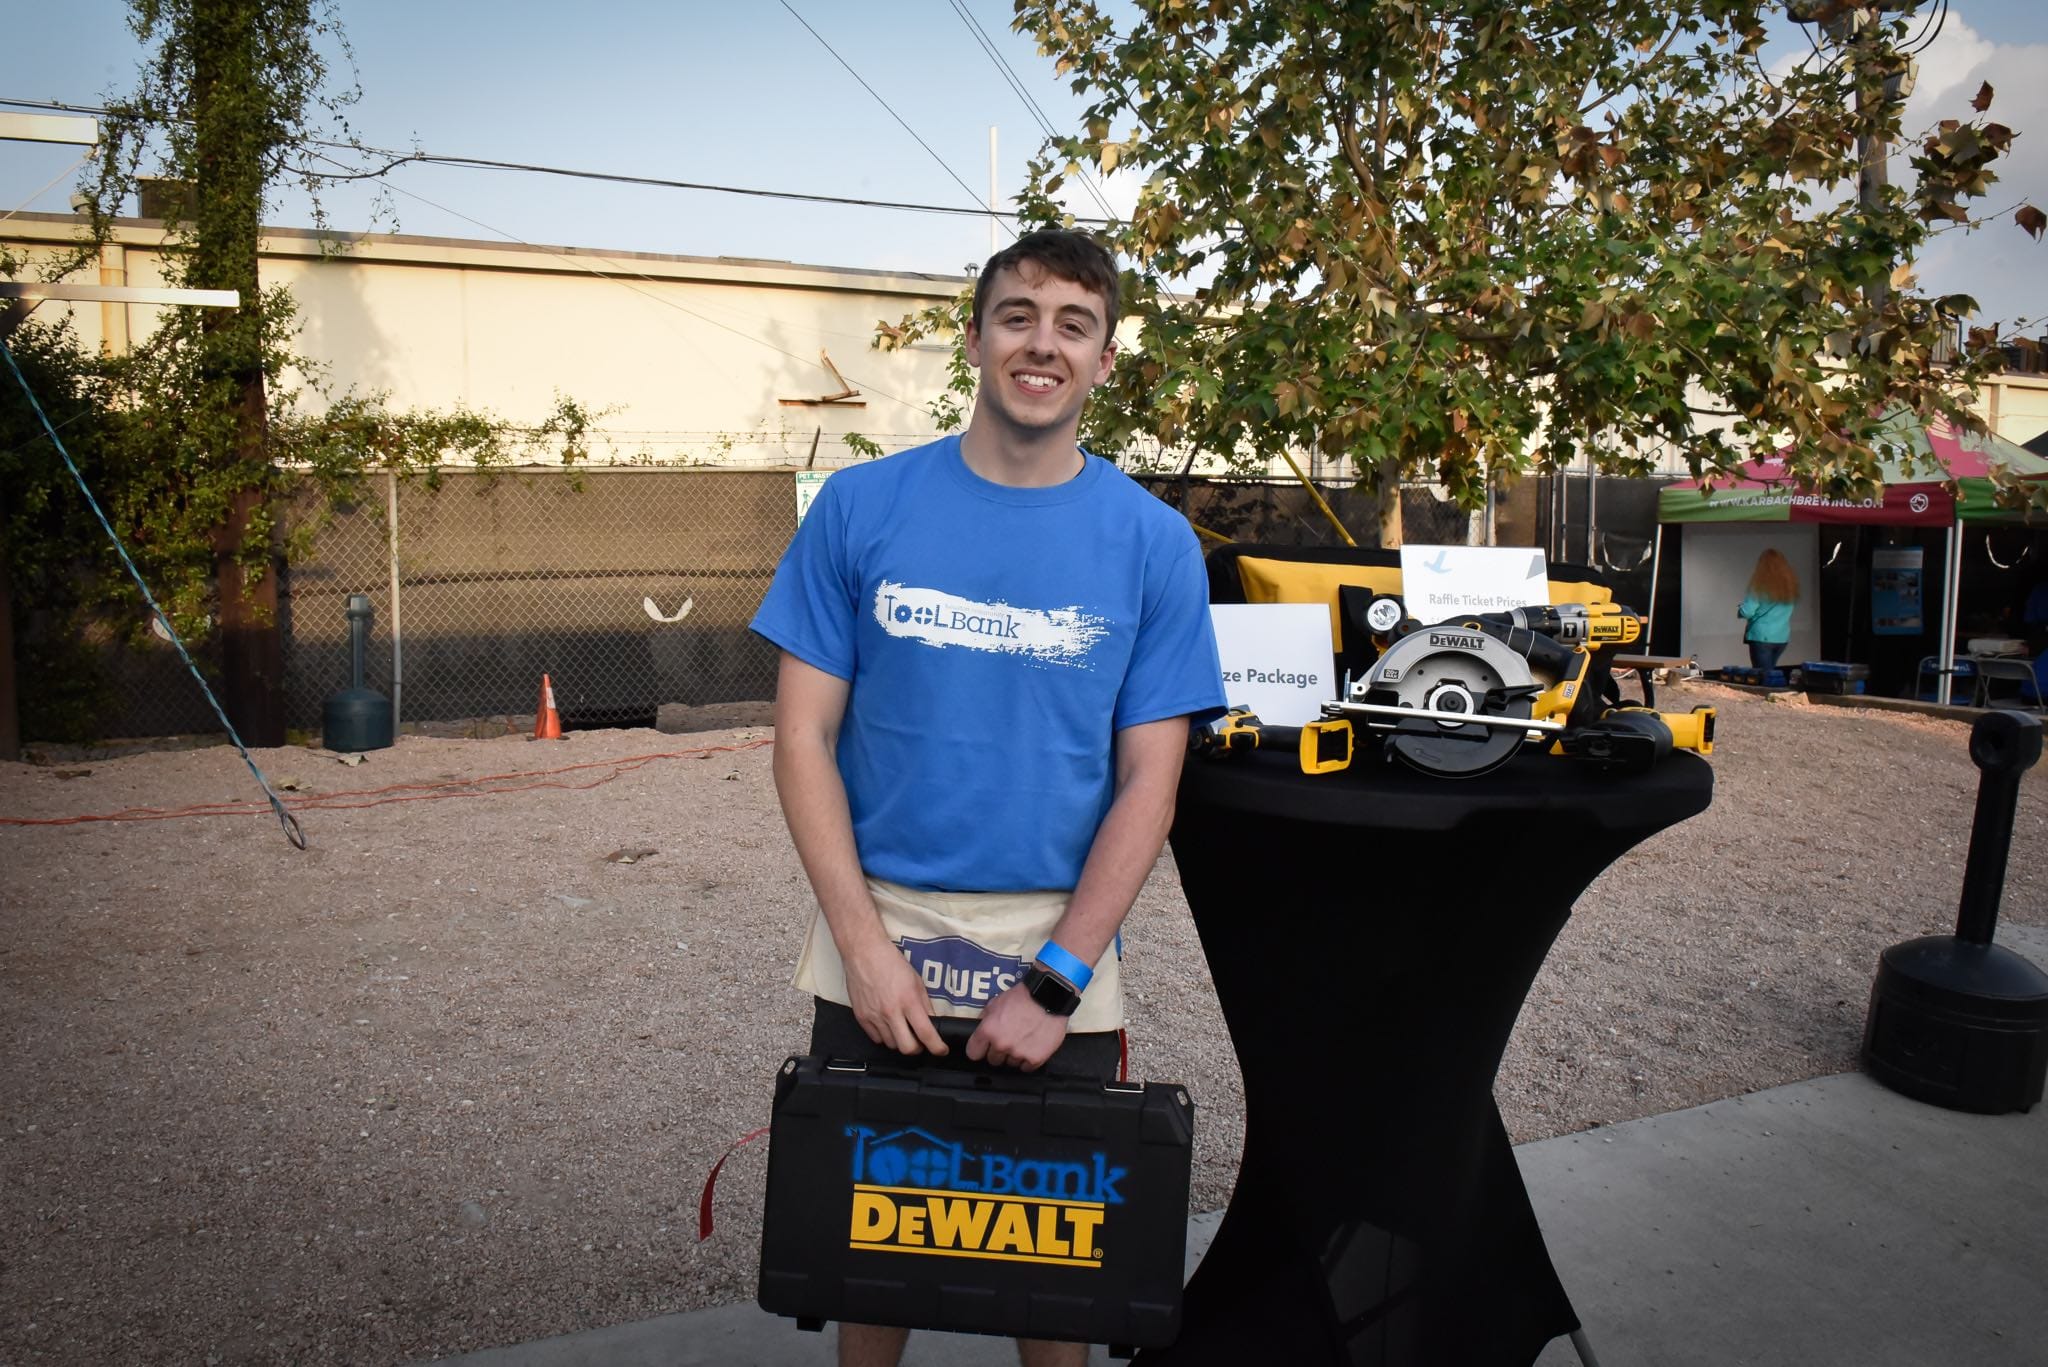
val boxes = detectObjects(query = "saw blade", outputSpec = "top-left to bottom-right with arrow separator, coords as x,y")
1361,626 -> 1536,777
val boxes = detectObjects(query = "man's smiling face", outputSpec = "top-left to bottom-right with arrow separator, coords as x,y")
964,261 -> 1116,443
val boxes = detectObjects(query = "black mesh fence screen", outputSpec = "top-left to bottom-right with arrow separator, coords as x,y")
21,465 -> 1675,744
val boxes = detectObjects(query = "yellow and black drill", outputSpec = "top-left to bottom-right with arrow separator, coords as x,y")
1193,707 -> 1356,775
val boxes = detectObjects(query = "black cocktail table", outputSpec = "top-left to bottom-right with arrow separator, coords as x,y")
1141,748 -> 1714,1366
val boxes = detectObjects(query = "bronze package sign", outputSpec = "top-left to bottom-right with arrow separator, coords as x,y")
758,1055 -> 1194,1349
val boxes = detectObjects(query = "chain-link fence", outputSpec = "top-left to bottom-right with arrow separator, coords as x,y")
283,468 -> 793,733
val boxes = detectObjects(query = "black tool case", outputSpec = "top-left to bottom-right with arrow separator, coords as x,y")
757,1053 -> 1194,1350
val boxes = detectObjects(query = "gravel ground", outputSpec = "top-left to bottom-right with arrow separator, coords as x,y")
2,681 -> 2045,1365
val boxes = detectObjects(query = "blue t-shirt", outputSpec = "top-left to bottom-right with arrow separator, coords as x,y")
751,436 -> 1226,892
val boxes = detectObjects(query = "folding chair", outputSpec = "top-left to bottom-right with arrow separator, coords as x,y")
1972,656 -> 2041,710
1916,655 -> 1976,703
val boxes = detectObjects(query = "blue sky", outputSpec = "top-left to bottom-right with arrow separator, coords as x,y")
3,1 -> 2046,323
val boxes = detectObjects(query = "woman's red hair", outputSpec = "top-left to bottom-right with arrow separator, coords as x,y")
1748,548 -> 1799,603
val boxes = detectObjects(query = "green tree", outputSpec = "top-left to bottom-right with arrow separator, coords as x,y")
2,0 -> 597,745
60,0 -> 372,743
909,0 -> 2040,543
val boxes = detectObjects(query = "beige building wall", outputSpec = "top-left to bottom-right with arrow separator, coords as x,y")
10,210 -> 2044,475
4,212 -> 964,468
1974,371 -> 2048,448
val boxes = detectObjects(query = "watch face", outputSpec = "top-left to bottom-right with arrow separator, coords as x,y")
1026,965 -> 1081,1016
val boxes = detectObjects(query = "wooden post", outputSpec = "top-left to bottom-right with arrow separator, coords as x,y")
0,506 -> 17,762
192,0 -> 286,747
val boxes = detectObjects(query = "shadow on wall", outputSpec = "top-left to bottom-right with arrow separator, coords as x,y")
290,244 -> 404,404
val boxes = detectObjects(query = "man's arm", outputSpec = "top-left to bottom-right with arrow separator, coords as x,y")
771,651 -> 947,1056
967,714 -> 1189,1070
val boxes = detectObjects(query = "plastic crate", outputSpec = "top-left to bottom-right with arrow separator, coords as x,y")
1800,661 -> 1869,695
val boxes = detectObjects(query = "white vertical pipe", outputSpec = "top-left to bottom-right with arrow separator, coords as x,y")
1647,524 -> 1665,648
989,125 -> 999,256
1937,520 -> 1961,706
387,470 -> 403,727
1585,440 -> 1597,565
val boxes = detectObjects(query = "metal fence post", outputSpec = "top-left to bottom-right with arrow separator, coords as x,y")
387,470 -> 403,728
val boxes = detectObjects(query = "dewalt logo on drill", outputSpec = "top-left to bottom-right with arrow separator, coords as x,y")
842,1125 -> 1125,1268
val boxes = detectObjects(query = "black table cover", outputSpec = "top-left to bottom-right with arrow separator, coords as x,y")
1140,747 -> 1714,1366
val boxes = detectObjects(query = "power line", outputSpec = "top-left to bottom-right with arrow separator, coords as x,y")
935,6 -> 1194,315
0,96 -> 1111,227
772,1 -> 1017,242
945,0 -> 1123,228
1,92 -> 962,415
301,149 -> 934,416
1,149 -> 91,227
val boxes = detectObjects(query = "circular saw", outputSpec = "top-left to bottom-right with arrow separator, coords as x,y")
1331,623 -> 1552,776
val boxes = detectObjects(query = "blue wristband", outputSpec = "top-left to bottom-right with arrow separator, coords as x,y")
1035,940 -> 1094,994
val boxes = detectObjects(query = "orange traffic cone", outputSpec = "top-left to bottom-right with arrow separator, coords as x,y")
533,673 -> 564,740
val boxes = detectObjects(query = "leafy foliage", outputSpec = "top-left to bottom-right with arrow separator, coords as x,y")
911,1 -> 2040,521
0,0 -> 601,736
2,306 -> 597,644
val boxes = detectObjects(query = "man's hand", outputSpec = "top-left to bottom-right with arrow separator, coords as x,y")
842,936 -> 948,1057
967,984 -> 1069,1071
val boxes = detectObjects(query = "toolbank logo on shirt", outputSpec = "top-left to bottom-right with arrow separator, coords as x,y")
874,581 -> 1107,667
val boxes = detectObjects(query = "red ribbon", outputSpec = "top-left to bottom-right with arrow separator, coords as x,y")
698,1125 -> 772,1241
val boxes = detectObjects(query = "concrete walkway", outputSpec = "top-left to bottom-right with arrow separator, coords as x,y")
431,925 -> 2048,1367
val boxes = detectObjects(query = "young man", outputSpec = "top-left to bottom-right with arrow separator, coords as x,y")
750,228 -> 1225,1367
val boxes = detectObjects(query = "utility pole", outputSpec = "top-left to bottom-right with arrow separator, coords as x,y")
190,0 -> 288,747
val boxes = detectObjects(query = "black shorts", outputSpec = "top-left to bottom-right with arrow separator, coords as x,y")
807,997 -> 1121,1082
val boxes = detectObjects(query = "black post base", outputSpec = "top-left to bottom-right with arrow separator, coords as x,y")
1862,935 -> 2048,1115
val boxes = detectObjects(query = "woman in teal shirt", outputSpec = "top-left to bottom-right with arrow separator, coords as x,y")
1738,548 -> 1799,670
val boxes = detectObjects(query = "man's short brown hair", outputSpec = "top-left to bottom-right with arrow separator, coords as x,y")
971,228 -> 1121,338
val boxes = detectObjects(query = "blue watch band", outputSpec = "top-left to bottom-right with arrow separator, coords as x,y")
1035,940 -> 1094,994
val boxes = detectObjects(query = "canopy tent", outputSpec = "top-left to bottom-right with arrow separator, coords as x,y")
1658,407 -> 2048,526
1656,409 -> 2048,701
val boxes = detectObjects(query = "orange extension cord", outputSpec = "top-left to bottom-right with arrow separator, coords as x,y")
0,737 -> 775,831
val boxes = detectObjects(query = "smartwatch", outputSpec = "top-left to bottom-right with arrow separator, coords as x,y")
1022,963 -> 1083,1017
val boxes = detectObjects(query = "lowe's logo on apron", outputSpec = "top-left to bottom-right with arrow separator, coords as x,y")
896,935 -> 1025,1009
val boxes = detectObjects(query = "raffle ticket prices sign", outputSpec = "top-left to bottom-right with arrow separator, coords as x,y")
1399,544 -> 1551,623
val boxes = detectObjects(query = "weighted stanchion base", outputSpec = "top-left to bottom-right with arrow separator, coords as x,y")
1862,935 -> 2048,1115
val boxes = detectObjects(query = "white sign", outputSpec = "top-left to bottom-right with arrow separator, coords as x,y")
794,470 -> 831,525
1398,544 -> 1549,624
1209,603 -> 1335,726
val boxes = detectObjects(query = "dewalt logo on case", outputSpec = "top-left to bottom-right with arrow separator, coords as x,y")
841,1125 -> 1126,1268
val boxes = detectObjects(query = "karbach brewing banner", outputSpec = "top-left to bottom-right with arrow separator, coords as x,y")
757,1055 -> 1194,1349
